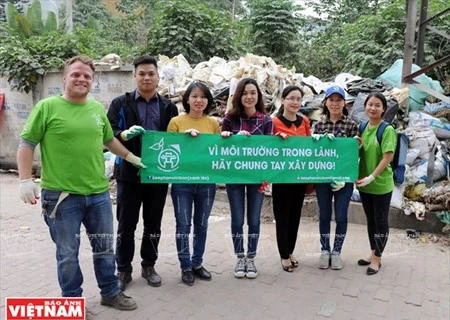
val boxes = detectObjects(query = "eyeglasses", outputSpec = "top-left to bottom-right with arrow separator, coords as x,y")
285,97 -> 302,102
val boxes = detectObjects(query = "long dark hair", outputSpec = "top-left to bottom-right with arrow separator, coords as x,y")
227,78 -> 266,118
276,85 -> 304,117
182,81 -> 215,115
364,92 -> 387,117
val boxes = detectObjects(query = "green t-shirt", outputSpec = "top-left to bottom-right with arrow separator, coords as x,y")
357,122 -> 397,195
20,95 -> 114,195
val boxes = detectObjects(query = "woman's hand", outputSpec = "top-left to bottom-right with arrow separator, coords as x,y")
221,131 -> 233,138
185,129 -> 200,137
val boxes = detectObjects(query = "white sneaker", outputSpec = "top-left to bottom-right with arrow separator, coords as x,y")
331,252 -> 343,270
319,251 -> 331,269
234,257 -> 246,278
246,258 -> 257,278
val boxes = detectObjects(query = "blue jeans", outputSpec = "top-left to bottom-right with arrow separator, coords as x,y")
171,184 -> 216,270
226,184 -> 264,258
315,183 -> 353,254
42,189 -> 120,298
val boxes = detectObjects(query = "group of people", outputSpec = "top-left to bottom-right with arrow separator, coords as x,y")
17,54 -> 396,311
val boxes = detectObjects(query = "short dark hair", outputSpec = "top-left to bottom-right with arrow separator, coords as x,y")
64,55 -> 95,74
182,81 -> 215,115
364,92 -> 388,117
133,54 -> 158,70
228,78 -> 265,118
276,85 -> 304,116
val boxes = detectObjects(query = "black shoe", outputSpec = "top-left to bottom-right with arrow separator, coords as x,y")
181,270 -> 195,286
357,259 -> 371,266
141,266 -> 161,287
367,263 -> 382,275
117,272 -> 132,291
192,266 -> 212,280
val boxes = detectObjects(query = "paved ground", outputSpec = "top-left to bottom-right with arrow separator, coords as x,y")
1,172 -> 449,320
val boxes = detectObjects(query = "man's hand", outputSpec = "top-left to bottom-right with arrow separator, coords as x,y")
275,132 -> 288,140
356,174 -> 375,187
19,178 -> 40,205
221,131 -> 233,138
185,129 -> 200,137
120,125 -> 146,141
330,181 -> 345,192
125,152 -> 146,169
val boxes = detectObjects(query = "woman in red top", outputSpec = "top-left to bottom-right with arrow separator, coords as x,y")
272,85 -> 311,272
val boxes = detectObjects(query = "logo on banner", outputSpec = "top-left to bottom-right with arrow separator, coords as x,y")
5,297 -> 85,320
149,138 -> 180,172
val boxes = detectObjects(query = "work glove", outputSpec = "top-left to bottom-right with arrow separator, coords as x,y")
275,132 -> 288,140
356,174 -> 375,187
125,152 -> 146,169
236,130 -> 251,136
354,136 -> 363,148
323,133 -> 334,140
185,128 -> 200,137
221,131 -> 233,138
120,125 -> 146,141
330,181 -> 345,192
19,178 -> 40,205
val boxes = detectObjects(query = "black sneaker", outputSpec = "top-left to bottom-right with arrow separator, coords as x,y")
100,292 -> 137,311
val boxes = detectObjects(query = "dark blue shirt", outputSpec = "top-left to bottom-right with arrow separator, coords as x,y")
135,91 -> 160,130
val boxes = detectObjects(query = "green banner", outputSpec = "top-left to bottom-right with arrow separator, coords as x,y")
140,132 -> 359,184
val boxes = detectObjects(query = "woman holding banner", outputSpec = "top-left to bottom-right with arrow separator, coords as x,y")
272,85 -> 311,272
313,86 -> 359,270
221,78 -> 273,279
167,81 -> 220,286
356,92 -> 396,275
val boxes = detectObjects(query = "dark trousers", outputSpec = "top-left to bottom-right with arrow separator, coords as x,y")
359,191 -> 392,257
115,181 -> 168,273
272,183 -> 306,259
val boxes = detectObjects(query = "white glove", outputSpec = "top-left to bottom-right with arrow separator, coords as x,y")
236,130 -> 251,136
19,178 -> 40,204
331,181 -> 345,192
120,125 -> 146,141
275,132 -> 288,140
323,133 -> 335,140
356,174 -> 375,187
125,152 -> 146,168
185,128 -> 199,137
312,134 -> 322,142
221,131 -> 233,138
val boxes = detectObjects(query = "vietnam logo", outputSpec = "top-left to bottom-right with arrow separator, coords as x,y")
149,138 -> 181,172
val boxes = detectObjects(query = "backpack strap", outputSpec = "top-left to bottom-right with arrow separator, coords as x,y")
358,120 -> 369,135
359,120 -> 390,145
375,121 -> 390,145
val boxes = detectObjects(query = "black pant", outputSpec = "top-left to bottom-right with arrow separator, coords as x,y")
115,181 -> 168,273
359,191 -> 392,257
272,183 -> 306,259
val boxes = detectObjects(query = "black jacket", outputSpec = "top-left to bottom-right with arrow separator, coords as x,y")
107,90 -> 179,183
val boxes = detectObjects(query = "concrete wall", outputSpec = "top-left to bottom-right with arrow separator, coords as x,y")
0,66 -> 135,169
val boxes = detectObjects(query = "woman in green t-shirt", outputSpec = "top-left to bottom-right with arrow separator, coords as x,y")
356,92 -> 397,276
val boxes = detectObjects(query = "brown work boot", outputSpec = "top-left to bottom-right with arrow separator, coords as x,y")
141,266 -> 161,287
100,292 -> 137,310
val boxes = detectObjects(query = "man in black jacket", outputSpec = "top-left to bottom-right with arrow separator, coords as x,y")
107,55 -> 178,291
